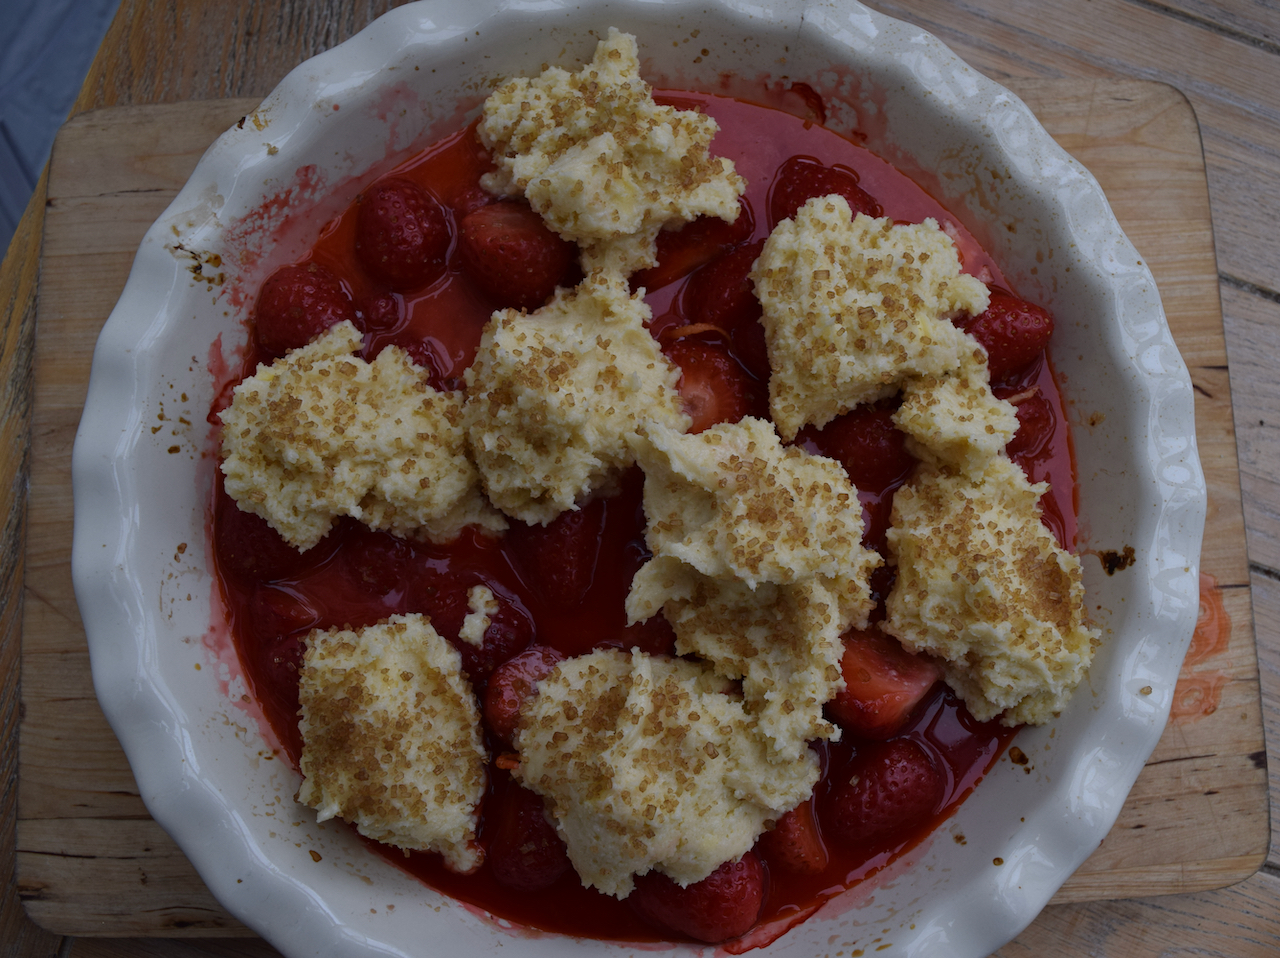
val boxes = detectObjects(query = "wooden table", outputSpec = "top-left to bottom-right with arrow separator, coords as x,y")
2,2 -> 1277,956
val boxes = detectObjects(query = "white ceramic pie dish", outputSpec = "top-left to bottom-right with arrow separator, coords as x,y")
70,1 -> 1206,955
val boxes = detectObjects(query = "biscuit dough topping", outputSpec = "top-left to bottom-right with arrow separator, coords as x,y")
624,418 -> 881,761
633,570 -> 853,762
515,648 -> 819,897
479,28 -> 745,275
627,418 -> 877,593
894,352 -> 1019,477
220,322 -> 503,549
752,195 -> 991,439
883,456 -> 1098,725
297,614 -> 488,873
464,271 -> 689,524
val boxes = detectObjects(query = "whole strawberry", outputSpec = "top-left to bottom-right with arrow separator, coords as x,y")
506,497 -> 607,607
826,739 -> 944,848
253,262 -> 355,357
486,779 -> 571,891
483,646 -> 565,747
355,178 -> 451,290
664,338 -> 766,433
457,202 -> 578,310
757,798 -> 829,874
959,290 -> 1055,382
682,239 -> 770,379
794,400 -> 916,495
768,155 -> 882,227
1000,387 -> 1056,464
628,852 -> 765,943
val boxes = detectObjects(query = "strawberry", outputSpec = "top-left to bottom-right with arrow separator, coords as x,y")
664,338 -> 766,433
825,739 -> 944,848
628,851 -> 765,943
768,155 -> 882,228
457,201 -> 578,311
757,797 -> 829,874
828,629 -> 942,740
483,645 -> 565,746
354,178 -> 451,290
379,334 -> 463,392
337,526 -> 414,596
247,585 -> 320,645
353,290 -> 403,336
630,201 -> 755,291
998,386 -> 1055,464
794,400 -> 916,495
956,290 -> 1055,383
681,240 -> 770,380
214,491 -> 331,581
455,595 -> 536,686
253,262 -> 356,357
406,571 -> 535,683
485,777 -> 572,891
506,497 -> 607,606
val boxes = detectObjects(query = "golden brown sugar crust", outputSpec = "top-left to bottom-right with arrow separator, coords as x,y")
894,350 -> 1019,477
464,272 -> 688,523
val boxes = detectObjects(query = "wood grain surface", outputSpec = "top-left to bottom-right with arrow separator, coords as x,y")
2,2 -> 1278,957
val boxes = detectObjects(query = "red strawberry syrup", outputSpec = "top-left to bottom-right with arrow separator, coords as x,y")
211,88 -> 1071,945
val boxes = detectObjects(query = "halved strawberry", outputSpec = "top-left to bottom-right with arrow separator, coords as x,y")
827,629 -> 942,740
664,338 -> 766,433
457,201 -> 578,311
483,645 -> 565,746
956,290 -> 1055,383
485,776 -> 572,891
630,201 -> 755,292
355,178 -> 451,290
757,797 -> 829,874
768,155 -> 882,228
254,262 -> 356,357
825,739 -> 944,848
628,851 -> 765,943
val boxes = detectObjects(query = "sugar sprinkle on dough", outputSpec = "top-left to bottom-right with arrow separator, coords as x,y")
479,28 -> 745,276
297,614 -> 488,873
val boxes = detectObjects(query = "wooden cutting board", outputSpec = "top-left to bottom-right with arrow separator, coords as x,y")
16,80 -> 1269,937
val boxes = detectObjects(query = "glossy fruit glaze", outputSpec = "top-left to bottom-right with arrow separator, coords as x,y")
211,88 -> 1074,944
